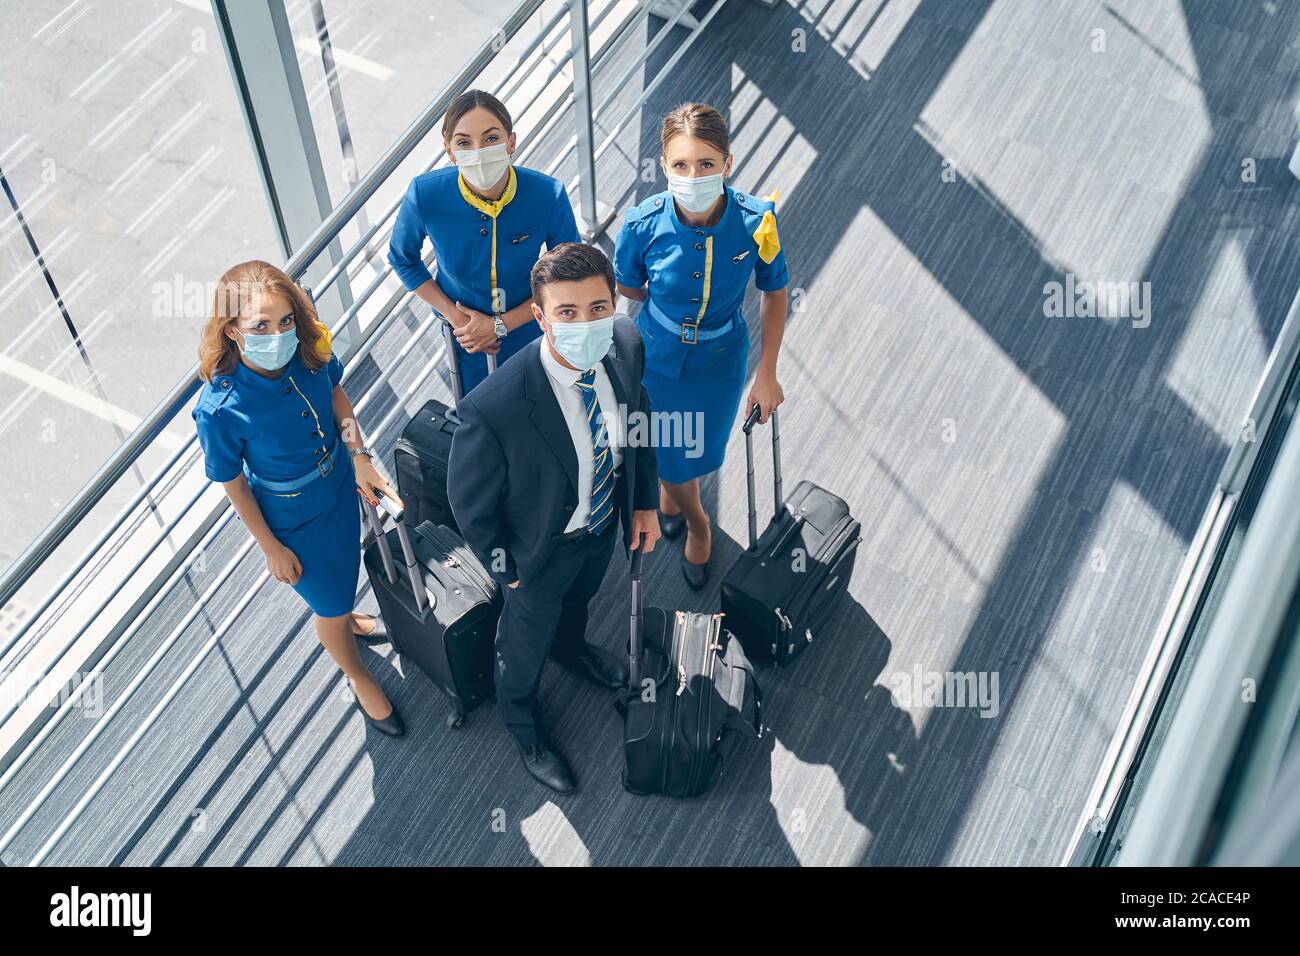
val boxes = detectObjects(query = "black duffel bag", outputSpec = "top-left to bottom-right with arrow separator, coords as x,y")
616,535 -> 763,798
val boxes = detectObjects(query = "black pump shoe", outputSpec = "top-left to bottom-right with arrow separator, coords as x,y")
681,551 -> 710,590
353,615 -> 388,643
352,687 -> 405,737
658,510 -> 686,540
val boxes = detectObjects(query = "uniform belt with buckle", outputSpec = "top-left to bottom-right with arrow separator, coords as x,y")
645,302 -> 736,345
249,437 -> 341,493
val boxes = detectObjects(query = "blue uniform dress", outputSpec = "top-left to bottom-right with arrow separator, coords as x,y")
192,351 -> 360,618
387,164 -> 581,395
613,185 -> 789,483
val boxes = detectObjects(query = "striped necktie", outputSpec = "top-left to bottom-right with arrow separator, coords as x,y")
575,368 -> 614,535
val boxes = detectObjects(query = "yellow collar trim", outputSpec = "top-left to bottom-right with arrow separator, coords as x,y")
458,165 -> 517,218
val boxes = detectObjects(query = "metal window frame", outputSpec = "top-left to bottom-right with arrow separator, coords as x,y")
0,0 -> 742,866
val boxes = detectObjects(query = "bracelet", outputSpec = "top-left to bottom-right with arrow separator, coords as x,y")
349,446 -> 372,461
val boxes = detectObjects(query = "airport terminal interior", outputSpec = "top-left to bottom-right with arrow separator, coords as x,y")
1,0 -> 1299,866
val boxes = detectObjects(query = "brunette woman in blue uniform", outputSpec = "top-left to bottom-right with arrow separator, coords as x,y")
192,260 -> 405,737
387,89 -> 581,396
614,103 -> 790,588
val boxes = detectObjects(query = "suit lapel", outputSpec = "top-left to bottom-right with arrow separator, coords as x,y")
601,340 -> 632,412
524,338 -> 579,495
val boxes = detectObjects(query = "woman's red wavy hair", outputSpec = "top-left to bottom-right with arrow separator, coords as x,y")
198,260 -> 330,382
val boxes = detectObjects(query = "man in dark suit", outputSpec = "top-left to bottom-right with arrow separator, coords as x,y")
447,242 -> 660,793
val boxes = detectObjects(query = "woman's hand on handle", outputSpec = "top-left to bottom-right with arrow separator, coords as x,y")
354,455 -> 398,507
746,371 -> 785,426
265,540 -> 302,585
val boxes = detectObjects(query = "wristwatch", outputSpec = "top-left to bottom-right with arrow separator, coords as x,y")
349,445 -> 373,461
492,312 -> 508,339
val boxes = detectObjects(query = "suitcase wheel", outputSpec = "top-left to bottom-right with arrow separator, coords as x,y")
446,712 -> 466,729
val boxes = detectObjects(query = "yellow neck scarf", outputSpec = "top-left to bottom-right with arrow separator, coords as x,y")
457,165 -> 518,313
458,165 -> 517,218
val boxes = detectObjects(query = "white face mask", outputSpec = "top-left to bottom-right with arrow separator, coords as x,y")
454,142 -> 511,192
666,171 -> 724,214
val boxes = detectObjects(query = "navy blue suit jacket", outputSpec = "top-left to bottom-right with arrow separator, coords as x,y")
446,316 -> 659,588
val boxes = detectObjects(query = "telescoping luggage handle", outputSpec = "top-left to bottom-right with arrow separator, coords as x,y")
741,402 -> 783,550
359,485 -> 430,614
629,531 -> 648,689
440,316 -> 497,413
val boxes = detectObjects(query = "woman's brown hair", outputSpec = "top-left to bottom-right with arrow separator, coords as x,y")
660,102 -> 730,157
198,260 -> 329,381
441,89 -> 513,142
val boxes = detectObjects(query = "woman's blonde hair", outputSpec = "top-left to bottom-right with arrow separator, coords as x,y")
198,260 -> 330,381
660,102 -> 730,158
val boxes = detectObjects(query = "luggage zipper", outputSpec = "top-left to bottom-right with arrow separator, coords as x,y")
689,615 -> 712,792
780,522 -> 863,658
663,611 -> 688,794
426,525 -> 495,597
772,606 -> 792,658
396,437 -> 451,474
691,614 -> 724,793
779,517 -> 859,660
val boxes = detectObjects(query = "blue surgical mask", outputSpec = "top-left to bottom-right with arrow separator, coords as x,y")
547,316 -> 614,370
238,327 -> 299,371
666,172 -> 724,213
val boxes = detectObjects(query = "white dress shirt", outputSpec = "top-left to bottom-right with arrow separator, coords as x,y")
539,338 -> 625,533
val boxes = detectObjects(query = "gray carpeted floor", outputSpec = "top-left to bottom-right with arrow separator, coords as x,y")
2,0 -> 1299,866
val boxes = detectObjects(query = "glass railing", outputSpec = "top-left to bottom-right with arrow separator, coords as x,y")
0,0 -> 728,867
1063,283 -> 1300,865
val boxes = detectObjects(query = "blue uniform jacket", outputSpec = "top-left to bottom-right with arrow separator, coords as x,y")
613,184 -> 789,378
387,164 -> 580,316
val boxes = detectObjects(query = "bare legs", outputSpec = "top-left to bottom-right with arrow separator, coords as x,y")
660,478 -> 711,564
314,611 -> 393,719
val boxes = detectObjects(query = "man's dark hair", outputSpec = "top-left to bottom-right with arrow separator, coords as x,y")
530,242 -> 616,306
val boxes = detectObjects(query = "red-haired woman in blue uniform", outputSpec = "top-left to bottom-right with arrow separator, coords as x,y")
193,260 -> 404,737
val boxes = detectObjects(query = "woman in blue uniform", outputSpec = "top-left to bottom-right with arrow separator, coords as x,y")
192,260 -> 405,737
387,89 -> 582,396
614,103 -> 790,588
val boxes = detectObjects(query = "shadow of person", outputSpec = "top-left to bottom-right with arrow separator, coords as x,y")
695,513 -> 917,865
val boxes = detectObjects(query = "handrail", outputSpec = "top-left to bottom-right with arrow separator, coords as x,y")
1,0 -> 638,661
0,294 -> 439,861
0,250 -> 427,728
0,0 -> 550,612
1,0 -> 685,863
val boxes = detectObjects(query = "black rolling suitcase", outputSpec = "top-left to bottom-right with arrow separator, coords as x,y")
616,536 -> 763,797
720,404 -> 862,666
394,321 -> 497,531
360,486 -> 501,728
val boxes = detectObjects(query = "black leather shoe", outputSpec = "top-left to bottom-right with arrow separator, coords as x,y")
518,741 -> 576,793
353,615 -> 388,643
658,510 -> 686,539
555,643 -> 628,689
681,551 -> 710,590
354,695 -> 405,737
